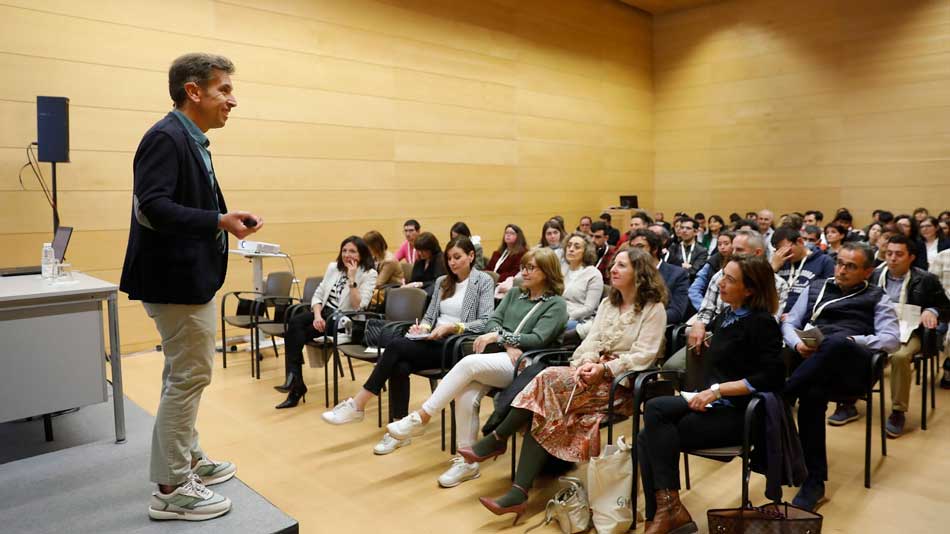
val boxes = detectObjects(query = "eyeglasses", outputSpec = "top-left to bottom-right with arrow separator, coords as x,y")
521,264 -> 538,273
835,260 -> 863,272
920,223 -> 935,229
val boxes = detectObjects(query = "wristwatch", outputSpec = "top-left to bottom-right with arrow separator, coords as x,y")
710,383 -> 722,400
350,281 -> 358,288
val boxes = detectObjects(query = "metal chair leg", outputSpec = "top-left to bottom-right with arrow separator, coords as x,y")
865,387 -> 872,488
450,400 -> 457,455
922,357 -> 929,431
271,335 -> 279,358
347,355 -> 356,381
683,453 -> 691,490
510,432 -> 517,481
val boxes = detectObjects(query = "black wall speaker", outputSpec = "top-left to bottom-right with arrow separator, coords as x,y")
37,96 -> 70,163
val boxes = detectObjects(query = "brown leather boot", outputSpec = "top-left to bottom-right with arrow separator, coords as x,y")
644,489 -> 697,534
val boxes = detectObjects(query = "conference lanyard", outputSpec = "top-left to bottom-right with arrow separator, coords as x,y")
493,249 -> 510,273
681,243 -> 693,265
786,255 -> 808,288
595,247 -> 607,269
810,278 -> 870,323
877,267 -> 910,315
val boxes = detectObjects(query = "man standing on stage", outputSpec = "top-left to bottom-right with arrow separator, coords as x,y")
121,53 -> 262,521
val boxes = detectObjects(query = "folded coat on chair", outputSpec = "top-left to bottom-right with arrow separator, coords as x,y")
750,392 -> 808,501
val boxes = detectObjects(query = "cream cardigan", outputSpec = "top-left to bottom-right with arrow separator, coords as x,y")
571,299 -> 666,376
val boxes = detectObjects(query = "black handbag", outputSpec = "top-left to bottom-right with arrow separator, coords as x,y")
707,502 -> 822,534
363,318 -> 405,349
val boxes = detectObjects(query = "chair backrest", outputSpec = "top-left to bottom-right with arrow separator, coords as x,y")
301,276 -> 323,303
485,270 -> 500,285
385,286 -> 428,322
264,271 -> 294,297
400,262 -> 414,282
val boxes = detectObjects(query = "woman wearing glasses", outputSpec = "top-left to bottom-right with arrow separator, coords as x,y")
381,248 -> 567,488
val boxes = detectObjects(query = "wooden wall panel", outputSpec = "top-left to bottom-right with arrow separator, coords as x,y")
0,0 -> 653,352
653,0 -> 950,224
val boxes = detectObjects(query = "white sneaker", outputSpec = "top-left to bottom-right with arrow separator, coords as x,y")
321,398 -> 364,425
438,456 -> 480,488
386,412 -> 427,440
148,473 -> 232,521
192,457 -> 236,486
373,432 -> 411,455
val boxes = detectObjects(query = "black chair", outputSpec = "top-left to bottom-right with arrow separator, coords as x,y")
220,271 -> 294,376
334,287 -> 428,425
829,350 -> 887,488
914,327 -> 941,430
623,369 -> 763,530
251,276 -> 323,379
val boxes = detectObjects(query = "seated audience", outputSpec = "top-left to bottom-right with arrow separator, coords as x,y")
745,211 -> 759,224
649,224 -> 673,262
895,214 -> 929,270
577,215 -> 593,236
450,221 -> 485,270
380,248 -> 567,487
867,235 -> 950,437
666,230 -> 789,371
866,222 -> 883,254
618,210 -> 653,246
462,248 -> 666,523
590,221 -> 616,283
733,218 -> 758,232
276,236 -> 378,408
919,215 -> 950,266
688,231 -> 735,310
770,227 -> 836,314
929,248 -> 950,389
913,207 -> 930,223
487,224 -> 528,283
599,212 -> 621,246
824,222 -> 848,260
667,217 -> 708,280
757,209 -> 775,244
639,254 -> 784,533
803,210 -> 824,228
406,232 -> 446,296
538,219 -> 567,264
394,219 -> 421,264
940,219 -> 950,239
801,225 -> 824,250
655,211 -> 672,233
627,229 -> 689,326
560,232 -> 605,329
782,241 -> 899,510
694,212 -> 707,242
698,214 -> 725,254
363,230 -> 404,287
321,237 -> 495,426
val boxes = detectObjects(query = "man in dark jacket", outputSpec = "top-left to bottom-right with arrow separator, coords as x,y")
770,226 -> 836,314
782,242 -> 899,511
121,53 -> 262,521
667,217 -> 708,281
628,229 -> 689,325
869,234 -> 950,437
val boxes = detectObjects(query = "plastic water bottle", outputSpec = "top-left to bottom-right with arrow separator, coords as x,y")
41,242 -> 55,279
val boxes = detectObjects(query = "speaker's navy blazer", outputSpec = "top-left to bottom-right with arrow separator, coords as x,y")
120,112 -> 228,304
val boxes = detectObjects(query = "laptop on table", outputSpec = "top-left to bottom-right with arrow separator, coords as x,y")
0,226 -> 73,277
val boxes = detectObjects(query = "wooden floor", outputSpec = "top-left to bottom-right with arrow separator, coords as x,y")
116,345 -> 950,533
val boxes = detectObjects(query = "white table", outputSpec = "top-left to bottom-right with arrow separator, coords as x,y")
0,273 -> 125,443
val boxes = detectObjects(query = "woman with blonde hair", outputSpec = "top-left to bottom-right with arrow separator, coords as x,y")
382,247 -> 568,488
462,247 -> 667,523
363,230 -> 404,287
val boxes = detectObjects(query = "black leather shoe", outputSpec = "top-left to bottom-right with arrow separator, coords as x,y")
276,384 -> 307,409
274,371 -> 297,393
